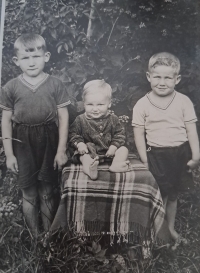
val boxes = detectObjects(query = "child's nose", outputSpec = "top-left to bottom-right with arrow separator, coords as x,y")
159,78 -> 165,85
29,57 -> 35,66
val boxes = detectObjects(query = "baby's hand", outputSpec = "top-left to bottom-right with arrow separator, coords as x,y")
106,145 -> 118,157
77,142 -> 88,155
187,159 -> 199,172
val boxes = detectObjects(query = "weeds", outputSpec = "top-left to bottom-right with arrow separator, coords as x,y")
0,168 -> 200,273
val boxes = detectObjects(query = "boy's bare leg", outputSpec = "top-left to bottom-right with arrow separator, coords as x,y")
109,146 -> 129,172
80,154 -> 99,180
21,184 -> 39,237
38,182 -> 55,232
165,198 -> 179,241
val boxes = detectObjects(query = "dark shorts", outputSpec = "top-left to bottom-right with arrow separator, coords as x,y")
147,141 -> 194,201
13,122 -> 59,189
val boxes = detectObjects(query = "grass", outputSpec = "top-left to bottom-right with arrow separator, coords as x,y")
0,168 -> 200,273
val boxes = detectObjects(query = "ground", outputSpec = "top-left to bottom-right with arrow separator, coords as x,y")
0,166 -> 200,273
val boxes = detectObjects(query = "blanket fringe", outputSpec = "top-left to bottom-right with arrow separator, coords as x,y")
52,221 -> 168,245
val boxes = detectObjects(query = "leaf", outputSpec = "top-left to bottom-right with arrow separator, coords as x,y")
76,101 -> 85,112
92,241 -> 101,254
52,17 -> 61,28
64,43 -> 69,51
83,13 -> 90,18
68,40 -> 73,49
41,25 -> 46,34
57,44 -> 62,54
50,28 -> 57,39
95,248 -> 107,257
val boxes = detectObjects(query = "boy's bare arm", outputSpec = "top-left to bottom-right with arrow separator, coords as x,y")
133,127 -> 148,168
1,110 -> 18,173
54,107 -> 69,170
185,122 -> 200,170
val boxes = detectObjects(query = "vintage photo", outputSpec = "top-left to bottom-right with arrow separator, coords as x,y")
0,0 -> 200,272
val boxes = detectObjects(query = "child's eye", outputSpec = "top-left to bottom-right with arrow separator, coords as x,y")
22,57 -> 29,60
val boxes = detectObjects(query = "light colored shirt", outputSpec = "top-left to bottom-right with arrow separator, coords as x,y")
132,91 -> 197,147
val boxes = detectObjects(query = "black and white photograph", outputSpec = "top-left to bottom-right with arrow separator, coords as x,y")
0,0 -> 200,272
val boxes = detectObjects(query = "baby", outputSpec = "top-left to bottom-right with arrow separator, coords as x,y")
69,79 -> 129,180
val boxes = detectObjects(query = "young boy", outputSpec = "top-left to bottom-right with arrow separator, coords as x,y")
0,34 -> 70,237
132,52 -> 199,245
69,79 -> 129,180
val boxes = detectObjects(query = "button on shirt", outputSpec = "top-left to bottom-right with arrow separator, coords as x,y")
69,113 -> 126,155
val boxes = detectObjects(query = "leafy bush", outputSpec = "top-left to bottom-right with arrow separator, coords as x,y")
2,0 -> 200,149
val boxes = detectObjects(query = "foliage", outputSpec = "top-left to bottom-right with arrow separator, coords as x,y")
0,169 -> 200,272
2,0 -> 200,149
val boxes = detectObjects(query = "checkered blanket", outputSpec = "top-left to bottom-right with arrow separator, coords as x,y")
51,155 -> 170,243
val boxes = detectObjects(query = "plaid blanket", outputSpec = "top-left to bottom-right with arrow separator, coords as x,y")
51,155 -> 170,243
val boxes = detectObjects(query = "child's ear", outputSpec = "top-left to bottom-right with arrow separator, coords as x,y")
12,56 -> 19,66
44,52 -> 51,62
108,102 -> 111,108
146,72 -> 151,82
175,74 -> 181,85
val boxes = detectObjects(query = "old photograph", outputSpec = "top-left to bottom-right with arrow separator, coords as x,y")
0,0 -> 200,272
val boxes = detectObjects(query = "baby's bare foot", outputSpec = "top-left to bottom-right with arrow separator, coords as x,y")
109,161 -> 131,173
89,157 -> 99,180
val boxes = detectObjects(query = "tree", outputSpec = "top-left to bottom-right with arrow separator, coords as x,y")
2,0 -> 200,146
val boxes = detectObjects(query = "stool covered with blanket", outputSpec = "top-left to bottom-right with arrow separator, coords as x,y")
51,155 -> 170,244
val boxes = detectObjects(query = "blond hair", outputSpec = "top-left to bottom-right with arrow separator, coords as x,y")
14,33 -> 47,55
82,79 -> 112,101
148,52 -> 180,74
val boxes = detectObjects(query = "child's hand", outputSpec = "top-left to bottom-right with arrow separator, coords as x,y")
54,152 -> 68,171
106,145 -> 118,157
143,162 -> 149,169
187,159 -> 199,172
77,142 -> 88,155
6,155 -> 18,174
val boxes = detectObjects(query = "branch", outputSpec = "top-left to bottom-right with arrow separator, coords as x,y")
86,0 -> 96,40
106,17 -> 119,46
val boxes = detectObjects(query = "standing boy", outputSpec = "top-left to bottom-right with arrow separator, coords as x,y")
0,34 -> 70,237
132,52 -> 199,245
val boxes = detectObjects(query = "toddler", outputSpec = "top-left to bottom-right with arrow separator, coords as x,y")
0,34 -> 70,237
132,52 -> 199,246
69,79 -> 129,180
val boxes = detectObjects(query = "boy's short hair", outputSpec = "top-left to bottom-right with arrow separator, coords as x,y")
14,33 -> 47,55
82,79 -> 112,101
148,52 -> 180,74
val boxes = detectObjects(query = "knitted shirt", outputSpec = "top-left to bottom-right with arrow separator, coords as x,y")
69,113 -> 126,155
0,74 -> 70,125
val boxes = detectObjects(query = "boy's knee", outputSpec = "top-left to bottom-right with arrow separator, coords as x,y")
38,182 -> 55,201
21,185 -> 38,199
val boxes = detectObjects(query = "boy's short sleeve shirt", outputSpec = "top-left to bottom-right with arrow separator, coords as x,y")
0,74 -> 71,124
132,91 -> 197,147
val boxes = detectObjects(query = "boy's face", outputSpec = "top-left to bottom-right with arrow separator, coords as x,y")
84,92 -> 111,119
13,46 -> 50,78
146,65 -> 181,97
